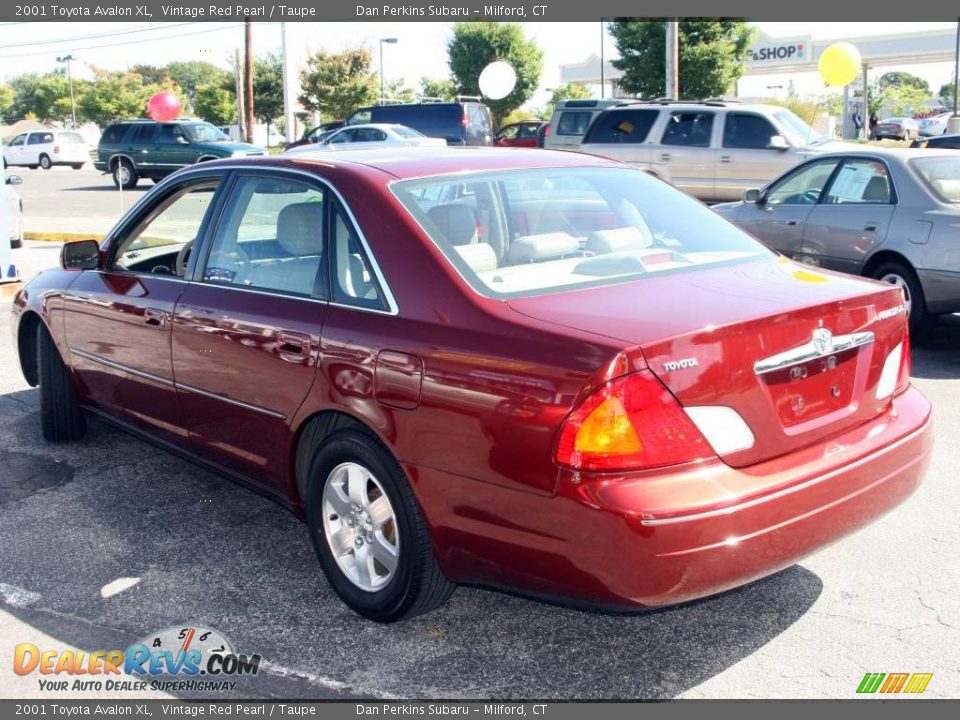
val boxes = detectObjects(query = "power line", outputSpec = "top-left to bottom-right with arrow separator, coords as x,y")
0,22 -> 194,49
0,23 -> 239,59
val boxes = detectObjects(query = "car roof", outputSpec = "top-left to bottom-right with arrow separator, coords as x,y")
248,147 -> 621,180
336,123 -> 408,131
813,146 -> 957,161
599,101 -> 786,115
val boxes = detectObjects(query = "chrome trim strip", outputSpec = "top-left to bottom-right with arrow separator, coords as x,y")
754,331 -> 874,376
175,381 -> 287,420
640,415 -> 931,527
70,347 -> 286,420
148,163 -> 400,317
70,347 -> 175,388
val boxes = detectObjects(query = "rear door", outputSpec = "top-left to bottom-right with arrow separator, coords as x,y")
126,123 -> 158,173
735,158 -> 843,258
800,157 -> 896,274
654,110 -> 717,199
580,109 -> 660,168
550,110 -> 595,148
172,172 -> 328,488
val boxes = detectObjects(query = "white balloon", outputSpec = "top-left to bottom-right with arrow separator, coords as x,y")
479,61 -> 517,101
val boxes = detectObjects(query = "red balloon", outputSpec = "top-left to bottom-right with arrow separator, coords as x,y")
146,92 -> 181,122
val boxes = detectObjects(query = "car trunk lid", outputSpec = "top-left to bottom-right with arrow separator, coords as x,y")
506,257 -> 908,467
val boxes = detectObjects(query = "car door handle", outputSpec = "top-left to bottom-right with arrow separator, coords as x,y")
277,331 -> 311,361
786,220 -> 798,226
660,153 -> 672,161
863,224 -> 878,232
719,155 -> 732,163
143,308 -> 167,328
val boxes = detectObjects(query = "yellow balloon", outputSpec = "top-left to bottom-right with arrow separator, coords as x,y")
818,42 -> 862,87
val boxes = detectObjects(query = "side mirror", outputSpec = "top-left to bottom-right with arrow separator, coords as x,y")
768,135 -> 790,151
744,188 -> 762,203
61,239 -> 101,271
175,136 -> 189,145
5,175 -> 22,186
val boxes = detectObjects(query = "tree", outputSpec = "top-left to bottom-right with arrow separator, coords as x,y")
0,83 -> 13,122
939,78 -> 956,108
129,64 -> 168,85
193,82 -> 235,125
383,77 -> 417,104
420,76 -> 456,101
447,22 -> 543,127
544,82 -> 591,117
878,71 -> 929,93
78,70 -> 181,127
610,20 -> 754,99
165,61 -> 232,102
253,52 -> 284,135
299,48 -> 379,121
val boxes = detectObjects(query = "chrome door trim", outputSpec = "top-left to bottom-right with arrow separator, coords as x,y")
69,347 -> 175,388
754,330 -> 875,376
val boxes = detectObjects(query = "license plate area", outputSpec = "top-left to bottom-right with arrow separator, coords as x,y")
762,347 -> 859,427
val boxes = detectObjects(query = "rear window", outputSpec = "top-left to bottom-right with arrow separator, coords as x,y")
393,125 -> 423,138
100,124 -> 128,144
584,110 -> 659,144
28,132 -> 54,145
391,167 -> 768,299
911,155 -> 960,202
556,112 -> 593,136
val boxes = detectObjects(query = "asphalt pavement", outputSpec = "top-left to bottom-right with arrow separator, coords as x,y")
0,210 -> 958,699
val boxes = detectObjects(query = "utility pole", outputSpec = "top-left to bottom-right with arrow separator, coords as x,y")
244,18 -> 254,144
379,37 -> 397,101
57,54 -> 77,128
233,48 -> 245,140
281,22 -> 296,144
600,19 -> 605,98
665,20 -> 679,100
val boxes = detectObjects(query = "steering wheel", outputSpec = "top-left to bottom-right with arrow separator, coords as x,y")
175,240 -> 194,277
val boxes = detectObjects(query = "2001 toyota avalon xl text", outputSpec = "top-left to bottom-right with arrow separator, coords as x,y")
11,147 -> 932,622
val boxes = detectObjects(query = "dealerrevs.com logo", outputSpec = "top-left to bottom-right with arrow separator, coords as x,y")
14,626 -> 261,693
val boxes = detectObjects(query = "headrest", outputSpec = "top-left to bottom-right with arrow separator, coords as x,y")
277,202 -> 324,257
506,233 -> 580,264
862,175 -> 889,202
454,243 -> 498,274
427,204 -> 477,246
585,226 -> 652,255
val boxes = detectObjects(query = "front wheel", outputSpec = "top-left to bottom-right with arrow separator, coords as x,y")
37,324 -> 86,442
112,159 -> 138,189
39,154 -> 52,170
305,429 -> 455,622
71,163 -> 83,170
869,260 -> 936,341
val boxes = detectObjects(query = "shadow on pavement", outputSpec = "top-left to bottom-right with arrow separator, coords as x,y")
0,388 -> 822,700
911,314 -> 960,380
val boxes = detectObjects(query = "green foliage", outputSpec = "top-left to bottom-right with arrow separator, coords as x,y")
298,48 -> 379,121
384,77 -> 418,104
939,79 -> 956,108
544,82 -> 591,117
761,97 -> 821,124
0,83 -> 13,120
78,70 -> 181,127
447,22 -> 543,127
193,82 -> 236,125
253,52 -> 284,129
165,61 -> 232,101
420,76 -> 456,101
610,20 -> 754,99
501,108 -> 540,125
877,71 -> 929,93
6,72 -> 85,123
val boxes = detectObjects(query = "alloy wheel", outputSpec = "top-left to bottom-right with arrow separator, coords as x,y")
321,461 -> 399,592
880,272 -> 912,316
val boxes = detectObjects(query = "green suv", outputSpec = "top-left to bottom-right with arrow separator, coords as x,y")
94,119 -> 264,188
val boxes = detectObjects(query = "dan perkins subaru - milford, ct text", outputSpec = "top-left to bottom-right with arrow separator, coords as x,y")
356,5 -> 549,17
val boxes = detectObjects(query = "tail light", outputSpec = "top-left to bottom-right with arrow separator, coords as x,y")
555,370 -> 713,472
54,145 -> 60,154
461,112 -> 469,128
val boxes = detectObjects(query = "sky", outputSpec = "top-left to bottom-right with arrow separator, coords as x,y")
0,21 -> 957,110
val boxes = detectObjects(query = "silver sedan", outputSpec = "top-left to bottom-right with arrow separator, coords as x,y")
713,148 -> 960,339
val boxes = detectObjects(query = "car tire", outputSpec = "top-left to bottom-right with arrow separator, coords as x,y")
71,163 -> 83,170
305,428 -> 455,622
39,154 -> 52,170
37,323 -> 86,442
869,260 -> 936,341
112,159 -> 138,189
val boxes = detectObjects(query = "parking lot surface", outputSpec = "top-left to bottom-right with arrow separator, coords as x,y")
1,170 -> 959,700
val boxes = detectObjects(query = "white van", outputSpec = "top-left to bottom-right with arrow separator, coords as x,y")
3,130 -> 90,170
543,98 -> 641,149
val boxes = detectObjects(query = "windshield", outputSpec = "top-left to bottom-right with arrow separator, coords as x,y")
185,123 -> 229,143
911,156 -> 960,203
391,167 -> 770,299
775,110 -> 828,146
393,125 -> 424,138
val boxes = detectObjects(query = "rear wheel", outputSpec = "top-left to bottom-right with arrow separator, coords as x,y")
71,163 -> 83,170
112,159 -> 138,189
305,429 -> 455,622
870,260 -> 936,341
37,324 -> 86,442
39,154 -> 52,170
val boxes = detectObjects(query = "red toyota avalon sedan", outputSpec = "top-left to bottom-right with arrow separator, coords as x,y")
11,148 -> 932,622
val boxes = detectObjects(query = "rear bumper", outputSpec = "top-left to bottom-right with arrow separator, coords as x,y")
416,386 -> 932,607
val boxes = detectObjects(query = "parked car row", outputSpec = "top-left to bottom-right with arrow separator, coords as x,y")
3,129 -> 90,170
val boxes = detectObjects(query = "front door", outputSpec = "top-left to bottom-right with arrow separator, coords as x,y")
172,173 -> 328,488
155,124 -> 197,173
735,158 -> 843,258
716,111 -> 793,201
5,134 -> 28,166
800,157 -> 896,274
63,176 -> 223,443
654,110 -> 717,199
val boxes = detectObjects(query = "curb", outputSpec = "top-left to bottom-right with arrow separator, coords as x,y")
24,231 -> 106,243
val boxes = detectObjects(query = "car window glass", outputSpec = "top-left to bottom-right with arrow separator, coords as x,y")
498,125 -> 519,140
130,124 -> 156,144
823,160 -> 892,204
100,125 -> 126,144
661,112 -> 714,147
349,109 -> 372,124
723,113 -> 779,149
9,134 -> 26,146
519,124 -> 540,138
329,129 -> 354,144
585,110 -> 659,144
28,133 -> 54,145
59,132 -> 85,143
331,204 -> 386,311
557,112 -> 592,136
201,176 -> 326,298
765,160 -> 841,205
158,125 -> 187,143
112,181 -> 220,275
